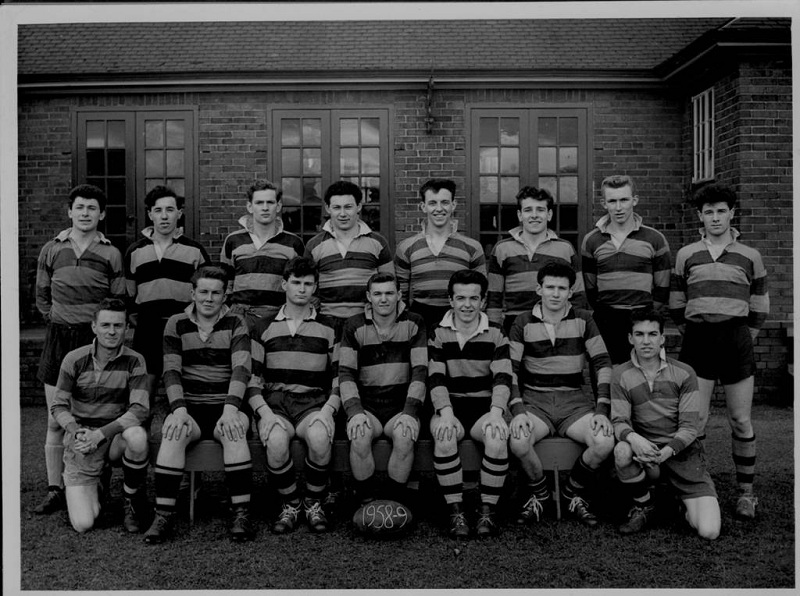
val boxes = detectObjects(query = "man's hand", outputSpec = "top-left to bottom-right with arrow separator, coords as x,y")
590,413 -> 613,437
347,413 -> 372,440
432,407 -> 459,442
307,406 -> 335,440
656,445 -> 675,464
628,432 -> 660,462
163,408 -> 193,441
73,428 -> 104,454
509,412 -> 533,440
482,408 -> 509,441
393,413 -> 419,441
216,405 -> 246,442
257,408 -> 287,444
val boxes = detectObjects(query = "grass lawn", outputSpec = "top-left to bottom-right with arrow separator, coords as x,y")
16,403 -> 795,590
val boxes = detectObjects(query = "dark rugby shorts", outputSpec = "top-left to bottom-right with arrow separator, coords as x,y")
661,440 -> 718,500
679,319 -> 755,384
62,428 -> 113,487
520,388 -> 594,437
37,322 -> 95,386
187,403 -> 250,441
266,389 -> 327,427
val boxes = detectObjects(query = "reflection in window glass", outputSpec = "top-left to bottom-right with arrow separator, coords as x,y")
166,150 -> 184,177
282,149 -> 302,176
302,204 -> 323,233
302,119 -> 321,146
362,177 -> 380,203
340,119 -> 359,146
303,148 -> 321,175
145,121 -> 164,148
480,177 -> 498,203
108,121 -> 126,149
282,178 -> 302,205
559,118 -> 579,145
361,118 -> 380,146
559,177 -> 578,203
166,120 -> 185,147
87,121 -> 105,149
146,150 -> 164,177
538,118 -> 557,146
538,147 -> 557,174
559,147 -> 578,173
500,177 -> 519,203
500,147 -> 519,175
303,178 -> 322,202
361,205 -> 380,232
282,119 -> 301,146
479,118 -> 497,146
340,148 -> 359,175
362,148 -> 380,175
500,118 -> 520,146
479,147 -> 499,174
480,205 -> 499,231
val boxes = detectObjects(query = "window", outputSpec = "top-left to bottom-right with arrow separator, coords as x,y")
75,109 -> 196,254
692,88 -> 714,183
470,108 -> 589,254
272,109 -> 390,245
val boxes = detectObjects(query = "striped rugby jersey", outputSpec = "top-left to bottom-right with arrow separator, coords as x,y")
428,311 -> 512,413
487,227 -> 586,324
163,305 -> 251,411
247,305 -> 340,413
508,303 -> 612,417
36,229 -> 125,325
669,228 -> 769,332
339,302 -> 428,419
124,227 -> 210,320
611,353 -> 701,455
304,220 -> 394,320
394,222 -> 486,308
581,213 -> 671,310
221,216 -> 305,315
51,341 -> 149,439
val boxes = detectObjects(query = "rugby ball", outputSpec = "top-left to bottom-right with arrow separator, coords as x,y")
352,499 -> 413,537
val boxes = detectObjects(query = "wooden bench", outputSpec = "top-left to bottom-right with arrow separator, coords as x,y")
151,437 -> 584,523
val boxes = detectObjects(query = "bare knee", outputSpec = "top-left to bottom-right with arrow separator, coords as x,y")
588,433 -> 615,459
391,433 -> 415,459
614,441 -> 634,467
265,429 -> 291,463
433,434 -> 458,456
123,426 -> 149,456
350,434 -> 373,460
509,435 -> 532,459
697,522 -> 720,541
305,426 -> 332,461
483,434 -> 507,458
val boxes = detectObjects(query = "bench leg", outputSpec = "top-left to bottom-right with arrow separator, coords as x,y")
189,471 -> 196,525
553,466 -> 561,520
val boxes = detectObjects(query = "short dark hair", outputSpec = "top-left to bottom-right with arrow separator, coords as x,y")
283,256 -> 319,283
247,179 -> 282,203
191,265 -> 229,291
145,185 -> 184,210
419,179 -> 456,201
93,297 -> 127,321
68,184 -> 107,211
693,183 -> 737,211
537,261 -> 576,287
366,271 -> 399,292
600,175 -> 636,197
516,186 -> 554,211
324,180 -> 362,206
629,308 -> 665,334
448,269 -> 488,299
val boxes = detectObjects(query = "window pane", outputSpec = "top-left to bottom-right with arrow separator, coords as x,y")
500,204 -> 518,231
479,118 -> 497,146
303,148 -> 321,175
105,206 -> 127,234
538,147 -> 556,174
302,204 -> 323,234
479,147 -> 498,174
167,179 -> 185,197
282,119 -> 301,146
559,177 -> 578,204
559,118 -> 579,145
363,180 -> 380,204
282,148 -> 302,176
340,119 -> 359,146
86,178 -> 106,192
166,149 -> 184,177
539,176 -> 557,199
166,120 -> 185,147
500,118 -> 520,146
361,205 -> 380,232
86,149 -> 105,176
303,178 -> 322,202
281,206 -> 300,233
558,204 -> 578,230
480,204 -> 499,231
106,179 -> 126,206
500,147 -> 519,175
145,179 -> 160,193
362,148 -> 380,175
500,177 -> 519,203
282,178 -> 302,205
86,121 -> 105,149
538,117 -> 557,146
559,147 -> 578,174
560,232 -> 579,251
340,148 -> 359,175
145,121 -> 164,148
107,121 -> 126,149
146,150 -> 164,177
361,118 -> 380,146
479,177 -> 498,203
302,119 -> 321,146
107,149 -> 126,176
480,234 -> 498,256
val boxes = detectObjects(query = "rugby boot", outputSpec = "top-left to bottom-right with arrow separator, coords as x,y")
619,503 -> 655,535
33,487 -> 65,515
304,497 -> 330,533
565,495 -> 598,527
143,511 -> 174,544
516,492 -> 547,524
475,504 -> 499,538
272,500 -> 302,534
447,502 -> 470,539
734,493 -> 758,520
230,505 -> 255,542
123,493 -> 149,533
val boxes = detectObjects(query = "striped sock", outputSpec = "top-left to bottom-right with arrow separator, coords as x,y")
122,455 -> 149,497
480,453 -> 508,506
732,433 -> 756,493
433,451 -> 463,505
304,456 -> 330,498
225,459 -> 253,507
154,463 -> 184,514
564,454 -> 595,500
268,459 -> 299,502
527,475 -> 550,501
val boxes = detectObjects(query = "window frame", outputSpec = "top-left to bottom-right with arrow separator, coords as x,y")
691,87 -> 715,183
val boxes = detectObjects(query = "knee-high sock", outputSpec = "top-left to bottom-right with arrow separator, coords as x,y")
433,451 -> 462,505
225,459 -> 253,507
122,455 -> 149,497
732,433 -> 756,493
480,453 -> 508,506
